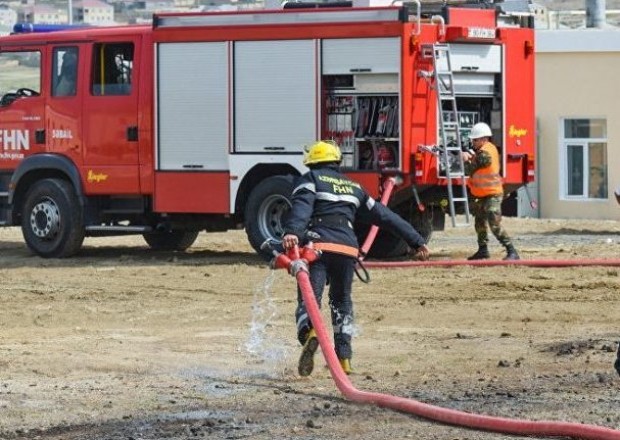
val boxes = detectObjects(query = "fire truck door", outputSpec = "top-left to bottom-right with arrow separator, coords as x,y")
47,45 -> 81,162
82,38 -> 140,194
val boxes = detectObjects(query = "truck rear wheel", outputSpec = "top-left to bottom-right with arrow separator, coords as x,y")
355,223 -> 409,259
355,206 -> 440,259
411,209 -> 435,243
245,175 -> 293,260
143,230 -> 199,251
21,178 -> 85,258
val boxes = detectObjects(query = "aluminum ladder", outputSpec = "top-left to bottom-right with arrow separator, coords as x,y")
428,43 -> 471,227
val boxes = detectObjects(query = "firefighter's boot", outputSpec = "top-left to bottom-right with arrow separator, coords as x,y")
503,244 -> 520,261
298,329 -> 319,377
339,358 -> 353,375
467,245 -> 490,260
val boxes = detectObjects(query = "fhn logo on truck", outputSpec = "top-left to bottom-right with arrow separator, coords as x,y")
0,129 -> 29,160
0,2 -> 535,259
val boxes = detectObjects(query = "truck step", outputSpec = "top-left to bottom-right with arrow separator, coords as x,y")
85,225 -> 153,233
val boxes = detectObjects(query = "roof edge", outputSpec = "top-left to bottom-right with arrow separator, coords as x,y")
536,29 -> 620,52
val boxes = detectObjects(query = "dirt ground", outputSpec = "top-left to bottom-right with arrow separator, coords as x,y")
1,216 -> 619,440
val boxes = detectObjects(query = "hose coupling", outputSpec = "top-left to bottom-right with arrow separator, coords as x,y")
289,259 -> 309,276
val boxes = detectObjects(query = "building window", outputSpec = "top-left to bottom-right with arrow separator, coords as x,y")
562,118 -> 607,200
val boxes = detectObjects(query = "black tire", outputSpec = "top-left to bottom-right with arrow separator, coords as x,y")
245,175 -> 294,260
411,209 -> 434,243
355,222 -> 409,259
21,178 -> 85,258
355,205 -> 440,259
143,230 -> 199,251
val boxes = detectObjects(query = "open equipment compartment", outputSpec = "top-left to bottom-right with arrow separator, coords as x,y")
321,37 -> 401,171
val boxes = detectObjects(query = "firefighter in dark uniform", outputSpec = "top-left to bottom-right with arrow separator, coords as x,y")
461,122 -> 519,261
282,140 -> 430,376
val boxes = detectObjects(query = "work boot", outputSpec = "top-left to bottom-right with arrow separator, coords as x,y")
298,329 -> 319,377
503,244 -> 520,261
467,245 -> 490,260
339,358 -> 353,375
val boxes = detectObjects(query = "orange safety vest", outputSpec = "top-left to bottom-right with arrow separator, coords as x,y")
468,141 -> 503,197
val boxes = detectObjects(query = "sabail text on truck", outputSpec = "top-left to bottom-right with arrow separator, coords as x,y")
0,0 -> 535,259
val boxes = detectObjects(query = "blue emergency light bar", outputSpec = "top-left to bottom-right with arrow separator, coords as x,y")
12,23 -> 90,34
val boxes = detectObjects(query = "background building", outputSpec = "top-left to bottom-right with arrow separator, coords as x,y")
17,3 -> 68,24
535,28 -> 620,220
73,0 -> 115,25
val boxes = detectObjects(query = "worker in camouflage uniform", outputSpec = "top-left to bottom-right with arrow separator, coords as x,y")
282,140 -> 430,377
461,122 -> 519,261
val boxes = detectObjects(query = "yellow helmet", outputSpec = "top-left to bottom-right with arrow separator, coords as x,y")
303,141 -> 342,166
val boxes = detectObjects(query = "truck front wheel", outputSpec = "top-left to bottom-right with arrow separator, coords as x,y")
143,230 -> 199,251
245,175 -> 293,260
21,178 -> 85,258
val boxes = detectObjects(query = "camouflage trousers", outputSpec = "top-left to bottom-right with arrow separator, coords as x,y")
470,195 -> 513,248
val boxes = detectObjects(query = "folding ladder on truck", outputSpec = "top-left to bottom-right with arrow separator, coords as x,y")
425,43 -> 471,228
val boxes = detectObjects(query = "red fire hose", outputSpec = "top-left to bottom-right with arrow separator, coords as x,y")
268,248 -> 620,440
360,177 -> 620,268
359,176 -> 397,258
266,177 -> 620,437
364,258 -> 620,268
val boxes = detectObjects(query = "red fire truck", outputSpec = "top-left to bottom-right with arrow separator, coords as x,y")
0,0 -> 535,258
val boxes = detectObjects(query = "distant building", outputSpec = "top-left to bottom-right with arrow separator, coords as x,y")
73,0 -> 115,24
173,0 -> 197,6
142,0 -> 178,11
0,4 -> 17,26
18,4 -> 68,24
534,4 -> 620,29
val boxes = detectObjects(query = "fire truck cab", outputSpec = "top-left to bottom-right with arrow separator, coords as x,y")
0,1 -> 535,259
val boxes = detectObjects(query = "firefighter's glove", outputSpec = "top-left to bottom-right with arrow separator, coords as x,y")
410,244 -> 430,261
282,234 -> 299,250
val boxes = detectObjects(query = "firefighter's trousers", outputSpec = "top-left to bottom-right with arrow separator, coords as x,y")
295,252 -> 355,360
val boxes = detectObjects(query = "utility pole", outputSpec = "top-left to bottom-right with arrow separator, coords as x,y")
586,0 -> 606,28
68,0 -> 73,24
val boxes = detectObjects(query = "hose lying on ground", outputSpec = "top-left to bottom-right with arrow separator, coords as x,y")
268,173 -> 620,438
294,264 -> 620,440
363,258 -> 620,268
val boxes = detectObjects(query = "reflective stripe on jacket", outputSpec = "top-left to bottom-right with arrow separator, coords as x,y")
469,141 -> 503,197
283,164 -> 426,252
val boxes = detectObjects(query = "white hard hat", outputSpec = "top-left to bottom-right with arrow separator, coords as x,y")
468,122 -> 492,140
